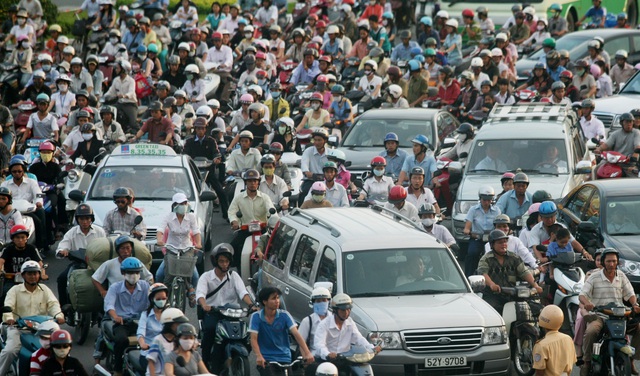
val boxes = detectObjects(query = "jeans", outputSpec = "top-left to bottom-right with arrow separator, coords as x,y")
2,132 -> 14,149
156,260 -> 199,289
201,311 -> 223,373
102,320 -> 138,372
465,239 -> 484,277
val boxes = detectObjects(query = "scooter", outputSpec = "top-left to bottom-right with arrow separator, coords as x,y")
23,138 -> 48,166
0,308 -> 55,376
549,252 -> 585,337
335,344 -> 377,376
12,199 -> 37,245
13,101 -> 36,150
587,303 -> 635,376
62,158 -> 93,222
281,152 -> 303,200
238,208 -> 276,284
596,151 -> 638,179
99,318 -> 139,372
203,304 -> 252,375
202,62 -> 222,100
98,54 -> 115,92
432,157 -> 464,214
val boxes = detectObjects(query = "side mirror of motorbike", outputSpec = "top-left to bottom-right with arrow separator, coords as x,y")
327,136 -> 338,147
69,189 -> 85,202
111,123 -> 117,132
442,137 -> 456,149
468,275 -> 485,293
99,147 -> 107,154
586,138 -> 598,151
200,191 -> 217,202
269,207 -> 277,215
185,112 -> 194,119
344,161 -> 352,167
578,221 -> 597,233
134,215 -> 143,225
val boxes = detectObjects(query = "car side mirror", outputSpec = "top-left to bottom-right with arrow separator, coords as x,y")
200,191 -> 217,202
458,152 -> 468,159
442,137 -> 456,149
468,275 -> 485,293
575,160 -> 592,175
69,189 -> 85,202
327,136 -> 338,147
578,221 -> 597,233
586,138 -> 598,151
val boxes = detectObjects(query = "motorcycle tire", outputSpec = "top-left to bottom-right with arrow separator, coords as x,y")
228,355 -> 250,376
614,352 -> 632,376
169,278 -> 186,313
75,312 -> 91,345
511,332 -> 536,376
561,302 -> 579,337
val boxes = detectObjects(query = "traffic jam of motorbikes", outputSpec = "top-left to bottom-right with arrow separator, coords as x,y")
0,0 -> 639,374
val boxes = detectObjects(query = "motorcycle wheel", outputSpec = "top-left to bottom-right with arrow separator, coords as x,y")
75,312 -> 91,345
614,352 -> 632,376
169,278 -> 186,313
512,332 -> 536,376
561,302 -> 579,337
228,355 -> 250,376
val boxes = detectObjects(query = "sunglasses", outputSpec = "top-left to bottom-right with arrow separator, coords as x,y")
114,199 -> 127,204
53,344 -> 71,349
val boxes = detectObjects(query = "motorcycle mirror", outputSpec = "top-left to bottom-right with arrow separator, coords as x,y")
282,191 -> 292,197
68,189 -> 85,202
185,112 -> 194,118
269,207 -> 276,215
134,215 -> 143,225
344,161 -> 352,167
236,211 -> 243,218
59,170 -> 69,179
99,147 -> 107,154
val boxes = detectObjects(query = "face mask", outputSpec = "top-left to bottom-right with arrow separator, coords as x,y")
40,153 -> 53,163
82,133 -> 93,141
422,218 -> 436,227
271,91 -> 281,99
179,339 -> 195,351
174,204 -> 188,215
263,167 -> 275,176
245,33 -> 253,39
537,25 -> 544,31
364,69 -> 372,76
39,338 -> 51,349
110,37 -> 118,44
53,347 -> 70,358
576,69 -> 585,76
258,78 -> 266,86
186,74 -> 194,81
138,53 -> 147,60
42,64 -> 51,72
154,299 -> 167,309
311,103 -> 321,111
456,133 -> 467,143
58,83 -> 68,92
312,194 -> 324,203
333,95 -> 342,103
18,18 -> 26,25
278,126 -> 288,135
373,168 -> 385,176
125,273 -> 140,285
313,301 -> 329,316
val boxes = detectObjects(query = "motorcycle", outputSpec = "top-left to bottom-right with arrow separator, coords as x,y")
202,62 -> 222,100
596,151 -> 638,179
62,148 -> 106,222
13,101 -> 36,151
98,318 -> 139,373
278,60 -> 299,93
548,252 -> 585,337
0,62 -> 20,106
341,57 -> 362,91
168,20 -> 186,56
335,344 -> 377,376
204,304 -> 252,375
432,158 -> 463,214
98,54 -> 115,93
238,208 -> 276,285
23,138 -> 48,166
158,244 -> 199,312
291,0 -> 309,30
586,303 -> 637,376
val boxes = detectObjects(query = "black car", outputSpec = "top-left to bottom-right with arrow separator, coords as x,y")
557,179 -> 640,289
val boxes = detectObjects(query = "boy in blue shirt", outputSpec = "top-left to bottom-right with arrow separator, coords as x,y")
547,227 -> 573,280
577,0 -> 607,29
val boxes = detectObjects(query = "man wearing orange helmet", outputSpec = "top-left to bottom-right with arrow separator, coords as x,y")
0,224 -> 45,299
385,185 -> 419,222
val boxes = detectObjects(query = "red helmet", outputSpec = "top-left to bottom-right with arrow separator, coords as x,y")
316,20 -> 327,28
559,70 -> 573,80
269,142 -> 284,153
389,186 -> 407,204
38,141 -> 56,152
342,0 -> 354,4
370,156 -> 386,167
540,97 -> 551,103
462,9 -> 475,18
310,92 -> 323,102
50,330 -> 73,345
255,52 -> 267,60
308,14 -> 318,21
316,74 -> 329,83
256,69 -> 268,78
10,224 -> 29,239
319,55 -> 332,63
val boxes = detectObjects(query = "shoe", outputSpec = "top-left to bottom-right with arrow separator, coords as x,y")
188,291 -> 196,308
576,356 -> 584,367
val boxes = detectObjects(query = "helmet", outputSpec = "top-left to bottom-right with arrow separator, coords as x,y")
311,127 -> 329,140
425,37 -> 437,46
382,11 -> 393,20
388,185 -> 407,204
478,185 -> 495,200
370,156 -> 386,167
551,81 -> 565,91
21,260 -> 41,274
270,142 -> 284,153
316,362 -> 338,376
538,201 -> 557,218
11,224 -> 30,239
113,187 -> 132,199
364,60 -> 378,71
327,149 -> 346,164
213,243 -> 234,264
409,47 -> 422,58
384,132 -> 399,143
538,304 -> 564,331
513,172 -> 529,185
581,98 -> 595,108
242,169 -> 261,181
196,106 -> 213,121
542,38 -> 555,48
471,57 -> 483,68
411,134 -> 430,148
455,123 -> 474,140
276,117 -> 294,134
35,321 -> 60,337
9,155 -> 27,170
436,10 -> 449,19
247,85 -> 263,97
548,3 -> 562,12
575,59 -> 589,69
311,181 -> 327,195
523,6 -> 535,16
439,66 -> 454,77
176,323 -> 197,337
57,35 -> 70,44
587,40 -> 599,50
500,172 -> 515,184
559,70 -> 573,80
620,112 -> 635,123
408,60 -> 421,72
618,12 -> 628,20
616,49 -> 629,59
160,307 -> 189,324
238,130 -> 254,140
80,123 -> 96,133
120,257 -> 143,273
479,49 -> 493,58
163,96 -> 177,108
528,203 -> 542,215
267,215 -> 280,230
631,109 -> 640,118
331,84 -> 345,95
425,48 -> 437,57
476,6 -> 488,13
0,187 -> 12,204
149,282 -> 169,299
511,4 -> 522,12
538,18 -> 548,27
38,140 -> 55,154
601,248 -> 619,262
50,330 -> 72,346
388,84 -> 403,99
148,43 -> 158,54
248,103 -> 265,118
240,93 -> 254,104
75,203 -> 95,221
460,71 -> 475,81
410,167 -> 425,179
185,64 -> 199,75
310,287 -> 331,303
36,93 -> 50,103
489,229 -> 508,244
493,214 -> 511,225
462,9 -> 475,18
38,53 -> 53,63
136,45 -> 147,55
303,48 -> 318,58
445,19 -> 459,28
115,235 -> 135,253
534,62 -> 546,70
331,293 -> 352,310
420,16 -> 433,26
590,64 -> 601,79
419,203 -> 436,216
167,55 -> 180,65
292,28 -> 305,38
269,24 -> 282,33
260,154 -> 276,166
370,47 -> 384,59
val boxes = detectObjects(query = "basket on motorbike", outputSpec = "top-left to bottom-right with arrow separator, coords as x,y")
165,251 -> 197,278
72,19 -> 87,37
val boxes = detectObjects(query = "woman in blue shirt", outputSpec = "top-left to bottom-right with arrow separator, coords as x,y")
442,19 -> 462,67
137,283 -> 169,372
463,186 -> 501,276
205,2 -> 226,31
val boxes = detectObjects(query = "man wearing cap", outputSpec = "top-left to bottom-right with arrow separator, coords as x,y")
133,101 -> 174,146
67,90 -> 101,129
95,106 -> 126,145
390,30 -> 418,64
205,32 -> 234,102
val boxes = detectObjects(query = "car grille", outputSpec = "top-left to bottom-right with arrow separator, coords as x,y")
146,228 -> 157,241
403,328 -> 483,353
594,112 -> 615,128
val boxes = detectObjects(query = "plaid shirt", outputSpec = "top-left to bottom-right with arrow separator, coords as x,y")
102,206 -> 147,239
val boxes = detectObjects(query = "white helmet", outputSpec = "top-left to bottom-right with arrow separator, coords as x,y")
310,287 -> 332,302
57,35 -> 70,44
160,307 -> 189,324
196,106 -> 213,122
35,321 -> 60,337
538,17 -> 548,26
478,185 -> 495,199
277,116 -> 295,131
71,57 -> 83,66
523,6 -> 535,16
207,99 -> 220,109
388,84 -> 403,99
471,57 -> 483,67
364,59 -> 378,71
63,46 -> 75,55
38,53 -> 53,63
178,42 -> 191,51
445,19 -> 459,28
491,48 -> 503,57
245,25 -> 255,33
185,64 -> 199,74
316,362 -> 338,376
436,10 -> 449,19
495,32 -> 508,42
248,84 -> 263,97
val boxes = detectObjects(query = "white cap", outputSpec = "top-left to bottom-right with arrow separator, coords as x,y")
491,47 -> 503,56
33,70 -> 46,79
63,46 -> 75,55
57,36 -> 69,44
174,89 -> 187,98
445,19 -> 458,28
172,193 -> 188,204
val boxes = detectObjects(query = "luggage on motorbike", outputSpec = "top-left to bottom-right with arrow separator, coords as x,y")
134,73 -> 154,98
69,268 -> 102,313
86,237 -> 152,271
72,19 -> 87,37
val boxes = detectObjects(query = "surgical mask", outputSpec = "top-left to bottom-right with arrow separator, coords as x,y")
271,91 -> 281,99
258,78 -> 266,86
110,37 -> 118,44
53,347 -> 70,358
382,19 -> 388,26
174,204 -> 188,215
154,299 -> 167,309
40,153 -> 53,163
18,18 -> 26,25
422,218 -> 436,227
373,168 -> 384,176
456,133 -> 467,143
179,339 -> 195,351
263,167 -> 275,176
39,338 -> 51,349
364,69 -> 372,76
576,69 -> 585,76
278,126 -> 288,134
58,83 -> 68,92
333,95 -> 342,103
124,273 -> 140,285
537,25 -> 544,31
82,133 -> 93,141
311,103 -> 321,110
42,64 -> 51,72
244,32 -> 253,39
138,53 -> 147,60
313,301 -> 329,316
186,74 -> 194,81
312,194 -> 324,203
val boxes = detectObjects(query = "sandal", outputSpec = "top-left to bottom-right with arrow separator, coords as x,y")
188,291 -> 196,308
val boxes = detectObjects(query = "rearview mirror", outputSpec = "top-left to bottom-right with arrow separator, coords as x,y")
134,215 -> 143,225
200,191 -> 217,202
578,221 -> 597,233
575,160 -> 592,175
69,190 -> 85,202
468,275 -> 485,293
344,161 -> 352,167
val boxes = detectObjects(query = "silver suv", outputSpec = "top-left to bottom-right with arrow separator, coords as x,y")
259,207 -> 510,375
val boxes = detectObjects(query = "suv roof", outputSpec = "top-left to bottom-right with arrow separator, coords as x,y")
480,103 -> 579,138
285,207 -> 444,252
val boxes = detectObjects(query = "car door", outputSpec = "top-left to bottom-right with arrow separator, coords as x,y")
630,36 -> 640,65
559,185 -> 595,234
261,222 -> 298,308
286,234 -> 320,320
314,246 -> 338,295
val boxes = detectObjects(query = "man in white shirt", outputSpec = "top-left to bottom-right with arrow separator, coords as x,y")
104,60 -> 138,133
385,186 -> 419,222
255,0 -> 278,27
226,131 -> 261,174
404,167 -> 440,215
579,99 -> 605,141
205,32 -> 233,102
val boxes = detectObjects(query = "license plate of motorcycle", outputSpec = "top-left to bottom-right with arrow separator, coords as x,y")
424,356 -> 467,368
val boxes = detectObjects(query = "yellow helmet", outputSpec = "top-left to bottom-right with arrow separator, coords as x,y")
538,305 -> 564,331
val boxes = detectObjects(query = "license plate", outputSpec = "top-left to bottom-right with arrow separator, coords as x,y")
425,356 -> 467,368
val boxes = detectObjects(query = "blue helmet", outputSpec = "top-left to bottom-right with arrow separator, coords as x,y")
382,11 -> 393,19
534,62 -> 546,70
384,132 -> 399,143
120,257 -> 143,273
538,201 -> 558,218
9,155 -> 27,169
115,235 -> 134,254
410,47 -> 423,57
420,16 -> 433,26
137,44 -> 147,54
408,59 -> 421,72
126,10 -> 134,17
411,134 -> 430,148
415,55 -> 425,63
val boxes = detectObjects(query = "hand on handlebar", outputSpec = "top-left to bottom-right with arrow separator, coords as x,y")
328,352 -> 338,360
113,316 -> 124,325
231,221 -> 239,230
256,355 -> 266,368
5,319 -> 15,326
201,304 -> 212,312
584,302 -> 595,311
303,353 -> 314,364
489,283 -> 501,293
58,250 -> 69,258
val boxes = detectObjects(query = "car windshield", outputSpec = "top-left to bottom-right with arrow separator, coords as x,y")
528,34 -> 591,60
88,166 -> 194,200
606,199 -> 640,235
342,118 -> 433,148
343,248 -> 467,297
467,139 -> 569,175
620,72 -> 640,94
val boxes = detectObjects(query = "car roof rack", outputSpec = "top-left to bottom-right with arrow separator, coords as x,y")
486,103 -> 572,124
289,208 -> 342,237
370,205 -> 426,232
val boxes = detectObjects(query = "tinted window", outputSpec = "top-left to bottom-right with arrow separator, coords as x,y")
437,113 -> 458,144
572,132 -> 586,162
342,118 -> 433,148
290,235 -> 319,282
317,247 -> 337,288
468,139 -> 569,174
266,223 -> 297,269
604,37 -> 630,61
566,186 -> 594,218
88,166 -> 195,200
606,198 -> 640,235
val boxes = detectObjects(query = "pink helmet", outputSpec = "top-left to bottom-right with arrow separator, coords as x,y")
311,181 -> 327,194
590,64 -> 601,79
240,93 -> 254,103
527,203 -> 542,215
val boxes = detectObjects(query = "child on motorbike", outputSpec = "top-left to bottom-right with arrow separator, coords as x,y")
40,330 -> 88,376
29,322 -> 60,376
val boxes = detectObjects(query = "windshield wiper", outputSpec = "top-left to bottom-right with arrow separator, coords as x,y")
517,168 -> 559,176
468,169 -> 500,173
610,232 -> 640,236
349,292 -> 388,298
398,289 -> 463,295
88,196 -> 112,200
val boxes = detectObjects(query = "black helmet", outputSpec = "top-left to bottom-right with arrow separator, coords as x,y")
75,203 -> 95,222
149,101 -> 163,111
631,108 -> 640,118
113,187 -> 132,199
600,248 -> 619,262
163,96 -> 177,108
489,229 -> 509,244
176,323 -> 197,337
409,166 -> 425,178
0,187 -> 12,204
211,243 -> 234,266
532,190 -> 552,203
100,105 -> 114,115
456,123 -> 474,139
242,169 -> 261,181
418,203 -> 436,216
369,47 -> 384,58
439,66 -> 454,77
620,112 -> 635,123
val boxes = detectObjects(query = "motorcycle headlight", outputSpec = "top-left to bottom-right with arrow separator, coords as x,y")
619,258 -> 640,276
482,326 -> 507,345
248,222 -> 261,232
368,332 -> 402,350
68,169 -> 79,182
573,282 -> 583,293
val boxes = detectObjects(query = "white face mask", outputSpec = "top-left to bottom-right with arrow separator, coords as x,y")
58,83 -> 68,92
53,347 -> 70,358
174,204 -> 188,215
82,133 -> 93,141
179,339 -> 195,351
311,103 -> 321,111
18,18 -> 26,26
124,273 -> 140,285
422,218 -> 436,227
373,168 -> 385,176
110,37 -> 118,44
42,64 -> 51,72
333,95 -> 342,103
39,338 -> 51,349
312,194 -> 325,203
154,299 -> 167,309
537,25 -> 545,31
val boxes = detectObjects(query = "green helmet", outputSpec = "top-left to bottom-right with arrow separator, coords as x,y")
36,93 -> 50,103
425,48 -> 436,57
323,161 -> 338,171
542,38 -> 556,49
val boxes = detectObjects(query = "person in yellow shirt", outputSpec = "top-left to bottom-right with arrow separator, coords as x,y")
532,305 -> 576,376
139,17 -> 160,50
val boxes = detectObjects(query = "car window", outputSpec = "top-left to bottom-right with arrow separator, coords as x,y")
316,247 -> 337,289
604,37 -> 630,62
342,118 -> 433,148
606,199 -> 640,235
572,132 -> 586,161
290,235 -> 319,282
437,113 -> 457,144
265,223 -> 297,270
467,139 -> 569,174
88,166 -> 195,200
566,186 -> 594,219
528,35 -> 590,60
582,190 -> 600,223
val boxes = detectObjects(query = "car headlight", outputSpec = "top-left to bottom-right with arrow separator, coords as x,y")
454,200 -> 475,216
482,326 -> 507,345
368,332 -> 402,350
619,258 -> 640,276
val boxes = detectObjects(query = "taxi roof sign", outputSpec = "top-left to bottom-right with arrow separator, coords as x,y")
111,143 -> 177,157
